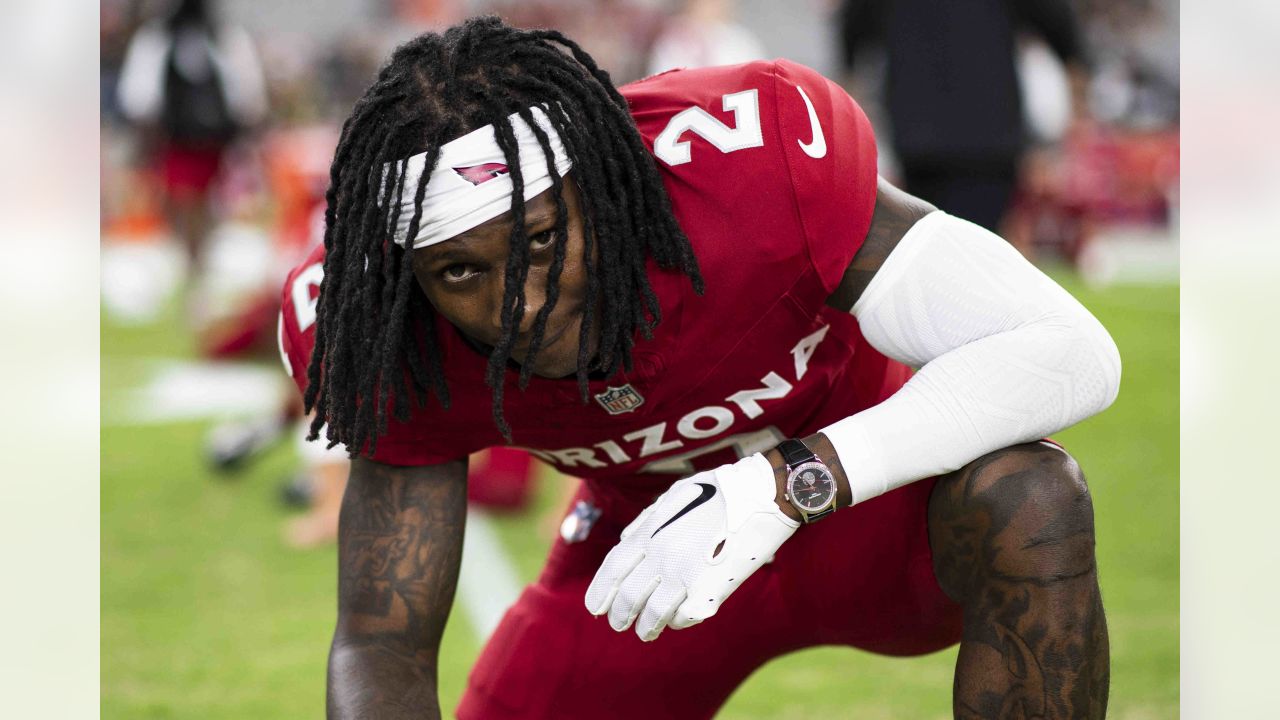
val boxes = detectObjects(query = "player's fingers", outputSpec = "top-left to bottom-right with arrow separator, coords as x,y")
608,562 -> 660,632
670,584 -> 724,630
635,581 -> 687,642
669,542 -> 765,629
584,544 -> 644,617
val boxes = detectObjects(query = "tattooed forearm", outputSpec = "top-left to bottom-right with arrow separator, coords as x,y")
930,443 -> 1110,719
327,457 -> 469,720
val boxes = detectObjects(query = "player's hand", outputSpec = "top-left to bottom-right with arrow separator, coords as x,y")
584,453 -> 800,641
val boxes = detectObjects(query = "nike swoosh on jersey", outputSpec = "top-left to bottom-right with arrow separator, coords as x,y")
651,483 -> 717,538
795,85 -> 827,159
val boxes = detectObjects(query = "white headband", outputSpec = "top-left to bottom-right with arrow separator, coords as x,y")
386,106 -> 573,249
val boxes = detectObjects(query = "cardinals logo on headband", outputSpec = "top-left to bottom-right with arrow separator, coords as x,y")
454,163 -> 510,186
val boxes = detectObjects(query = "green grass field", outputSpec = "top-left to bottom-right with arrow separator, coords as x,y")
102,273 -> 1178,719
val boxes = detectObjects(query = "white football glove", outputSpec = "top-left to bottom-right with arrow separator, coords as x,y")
584,453 -> 800,641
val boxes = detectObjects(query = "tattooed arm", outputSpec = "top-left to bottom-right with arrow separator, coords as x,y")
326,456 -> 468,720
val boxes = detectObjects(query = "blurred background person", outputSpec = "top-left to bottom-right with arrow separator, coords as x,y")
116,0 -> 267,281
836,0 -> 1091,235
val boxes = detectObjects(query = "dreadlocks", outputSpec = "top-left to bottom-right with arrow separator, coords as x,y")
305,15 -> 704,454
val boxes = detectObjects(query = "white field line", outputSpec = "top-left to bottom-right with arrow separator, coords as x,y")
458,509 -> 523,641
102,358 -> 284,426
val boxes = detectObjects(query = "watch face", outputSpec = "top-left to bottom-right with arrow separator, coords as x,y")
787,462 -> 836,513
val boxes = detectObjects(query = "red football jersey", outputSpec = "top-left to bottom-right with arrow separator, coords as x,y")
279,60 -> 911,501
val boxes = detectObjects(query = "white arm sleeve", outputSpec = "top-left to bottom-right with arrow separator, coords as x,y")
822,211 -> 1121,504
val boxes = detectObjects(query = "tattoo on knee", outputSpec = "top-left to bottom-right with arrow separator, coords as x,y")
930,445 -> 1096,600
931,445 -> 1110,718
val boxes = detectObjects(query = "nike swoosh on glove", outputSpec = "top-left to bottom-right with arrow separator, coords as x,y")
584,453 -> 800,641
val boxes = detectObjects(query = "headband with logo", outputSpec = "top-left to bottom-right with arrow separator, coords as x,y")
386,106 -> 573,250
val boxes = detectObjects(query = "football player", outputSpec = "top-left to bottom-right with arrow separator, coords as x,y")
281,17 -> 1120,719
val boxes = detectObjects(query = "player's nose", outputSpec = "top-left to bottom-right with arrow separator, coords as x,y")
487,276 -> 546,339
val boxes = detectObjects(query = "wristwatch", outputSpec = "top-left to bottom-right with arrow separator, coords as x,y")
777,439 -> 838,524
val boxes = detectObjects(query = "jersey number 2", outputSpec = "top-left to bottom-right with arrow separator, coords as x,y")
291,263 -> 324,333
653,89 -> 763,166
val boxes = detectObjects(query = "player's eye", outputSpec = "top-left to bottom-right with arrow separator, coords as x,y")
441,264 -> 477,283
529,230 -> 557,252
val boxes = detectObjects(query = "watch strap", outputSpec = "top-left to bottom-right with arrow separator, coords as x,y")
804,506 -> 836,523
777,438 -> 815,469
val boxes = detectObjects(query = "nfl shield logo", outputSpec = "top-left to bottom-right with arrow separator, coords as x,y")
594,384 -> 645,415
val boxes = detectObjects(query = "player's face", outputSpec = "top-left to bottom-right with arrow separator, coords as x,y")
412,176 -> 597,379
